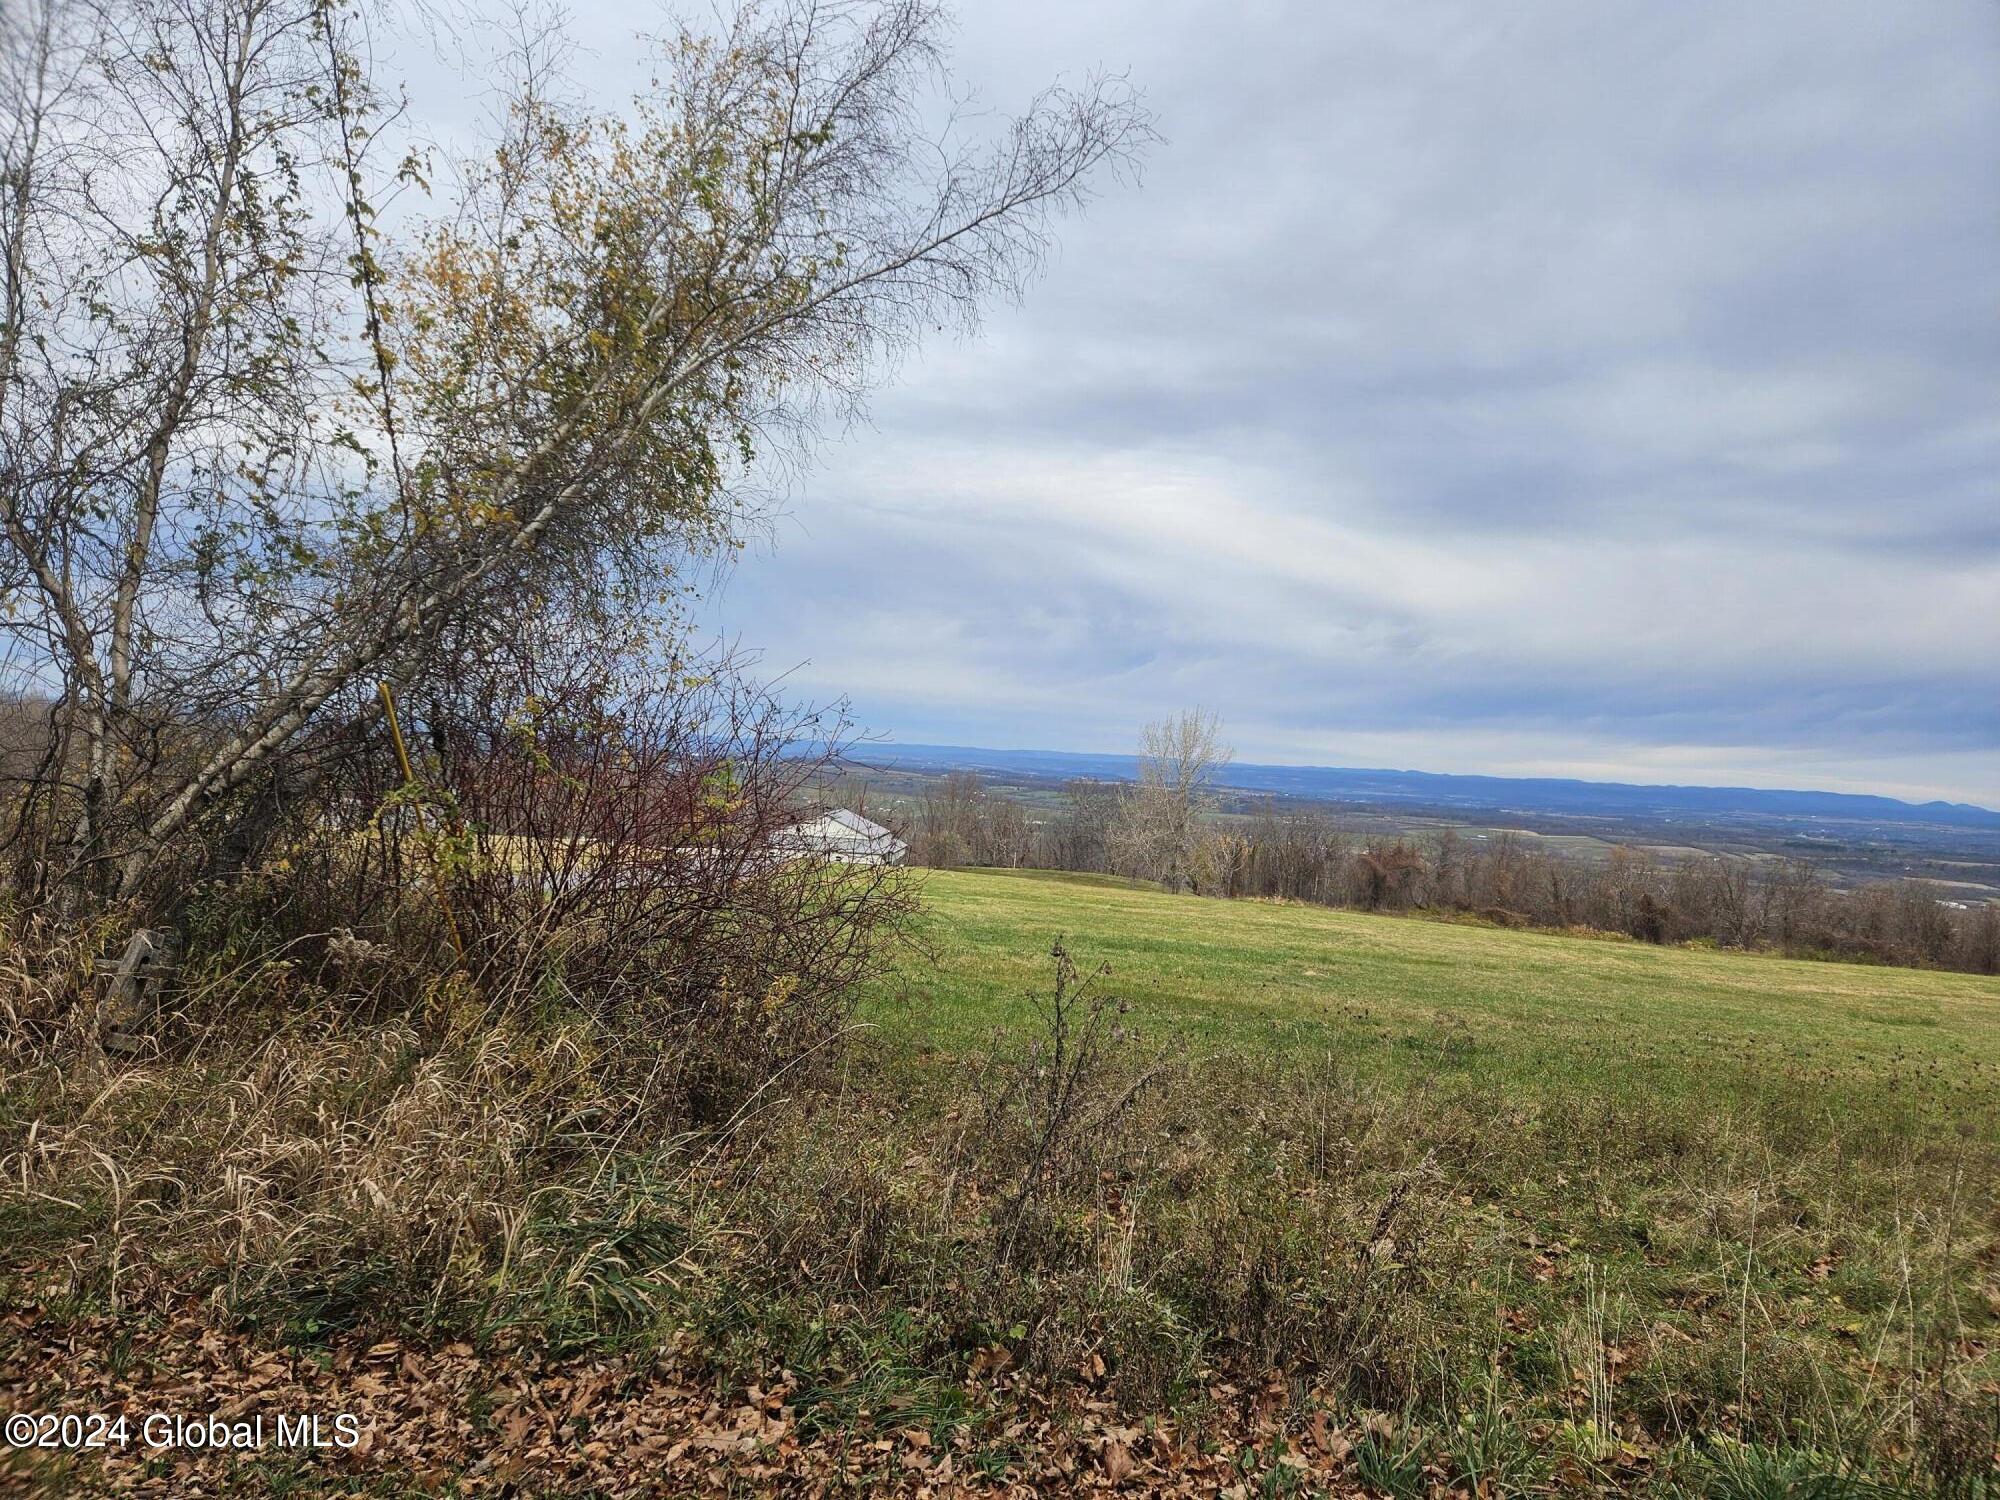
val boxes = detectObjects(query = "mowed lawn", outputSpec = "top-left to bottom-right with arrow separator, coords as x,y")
866,867 -> 2000,1120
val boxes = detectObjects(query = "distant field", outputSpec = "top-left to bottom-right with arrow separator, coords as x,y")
867,866 -> 2000,1120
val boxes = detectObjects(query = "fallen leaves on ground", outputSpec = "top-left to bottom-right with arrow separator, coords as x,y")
0,1288 -> 1440,1497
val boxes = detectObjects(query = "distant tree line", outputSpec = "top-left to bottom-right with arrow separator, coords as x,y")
1218,812 -> 1998,974
902,715 -> 2000,976
906,710 -> 1232,892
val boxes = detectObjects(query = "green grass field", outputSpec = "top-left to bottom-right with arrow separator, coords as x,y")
836,867 -> 2000,1486
867,867 -> 2000,1121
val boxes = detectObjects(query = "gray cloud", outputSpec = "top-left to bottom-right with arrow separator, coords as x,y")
522,0 -> 2000,803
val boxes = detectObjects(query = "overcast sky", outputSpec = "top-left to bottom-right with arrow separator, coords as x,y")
426,2 -> 2000,806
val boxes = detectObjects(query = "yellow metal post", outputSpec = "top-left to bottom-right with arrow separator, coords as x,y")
378,681 -> 467,966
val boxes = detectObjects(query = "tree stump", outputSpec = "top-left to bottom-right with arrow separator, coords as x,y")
97,929 -> 172,1052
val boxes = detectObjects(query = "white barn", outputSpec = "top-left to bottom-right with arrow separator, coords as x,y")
779,808 -> 907,865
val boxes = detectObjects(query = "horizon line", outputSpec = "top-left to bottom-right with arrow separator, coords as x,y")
860,738 -> 2000,819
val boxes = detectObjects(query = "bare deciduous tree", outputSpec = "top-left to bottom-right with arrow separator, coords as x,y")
1111,708 -> 1231,893
1051,777 -> 1118,872
914,768 -> 983,868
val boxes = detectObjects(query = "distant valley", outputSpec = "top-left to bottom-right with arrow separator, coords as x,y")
846,742 -> 2000,900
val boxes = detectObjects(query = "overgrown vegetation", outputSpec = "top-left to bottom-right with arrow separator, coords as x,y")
0,0 -> 1148,909
6,867 -> 1996,1494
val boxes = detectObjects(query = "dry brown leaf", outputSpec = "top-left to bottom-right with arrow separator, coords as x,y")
1102,1437 -> 1134,1482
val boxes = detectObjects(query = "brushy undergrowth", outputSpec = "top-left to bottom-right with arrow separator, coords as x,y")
3,904 -> 1998,1495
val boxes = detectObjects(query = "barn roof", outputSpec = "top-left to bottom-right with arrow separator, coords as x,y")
823,807 -> 893,840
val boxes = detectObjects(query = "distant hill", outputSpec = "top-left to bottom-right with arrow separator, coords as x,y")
856,742 -> 2000,830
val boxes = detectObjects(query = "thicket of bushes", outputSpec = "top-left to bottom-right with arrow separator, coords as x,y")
908,773 -> 2000,974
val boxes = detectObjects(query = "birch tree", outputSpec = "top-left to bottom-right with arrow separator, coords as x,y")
0,0 -> 1151,906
